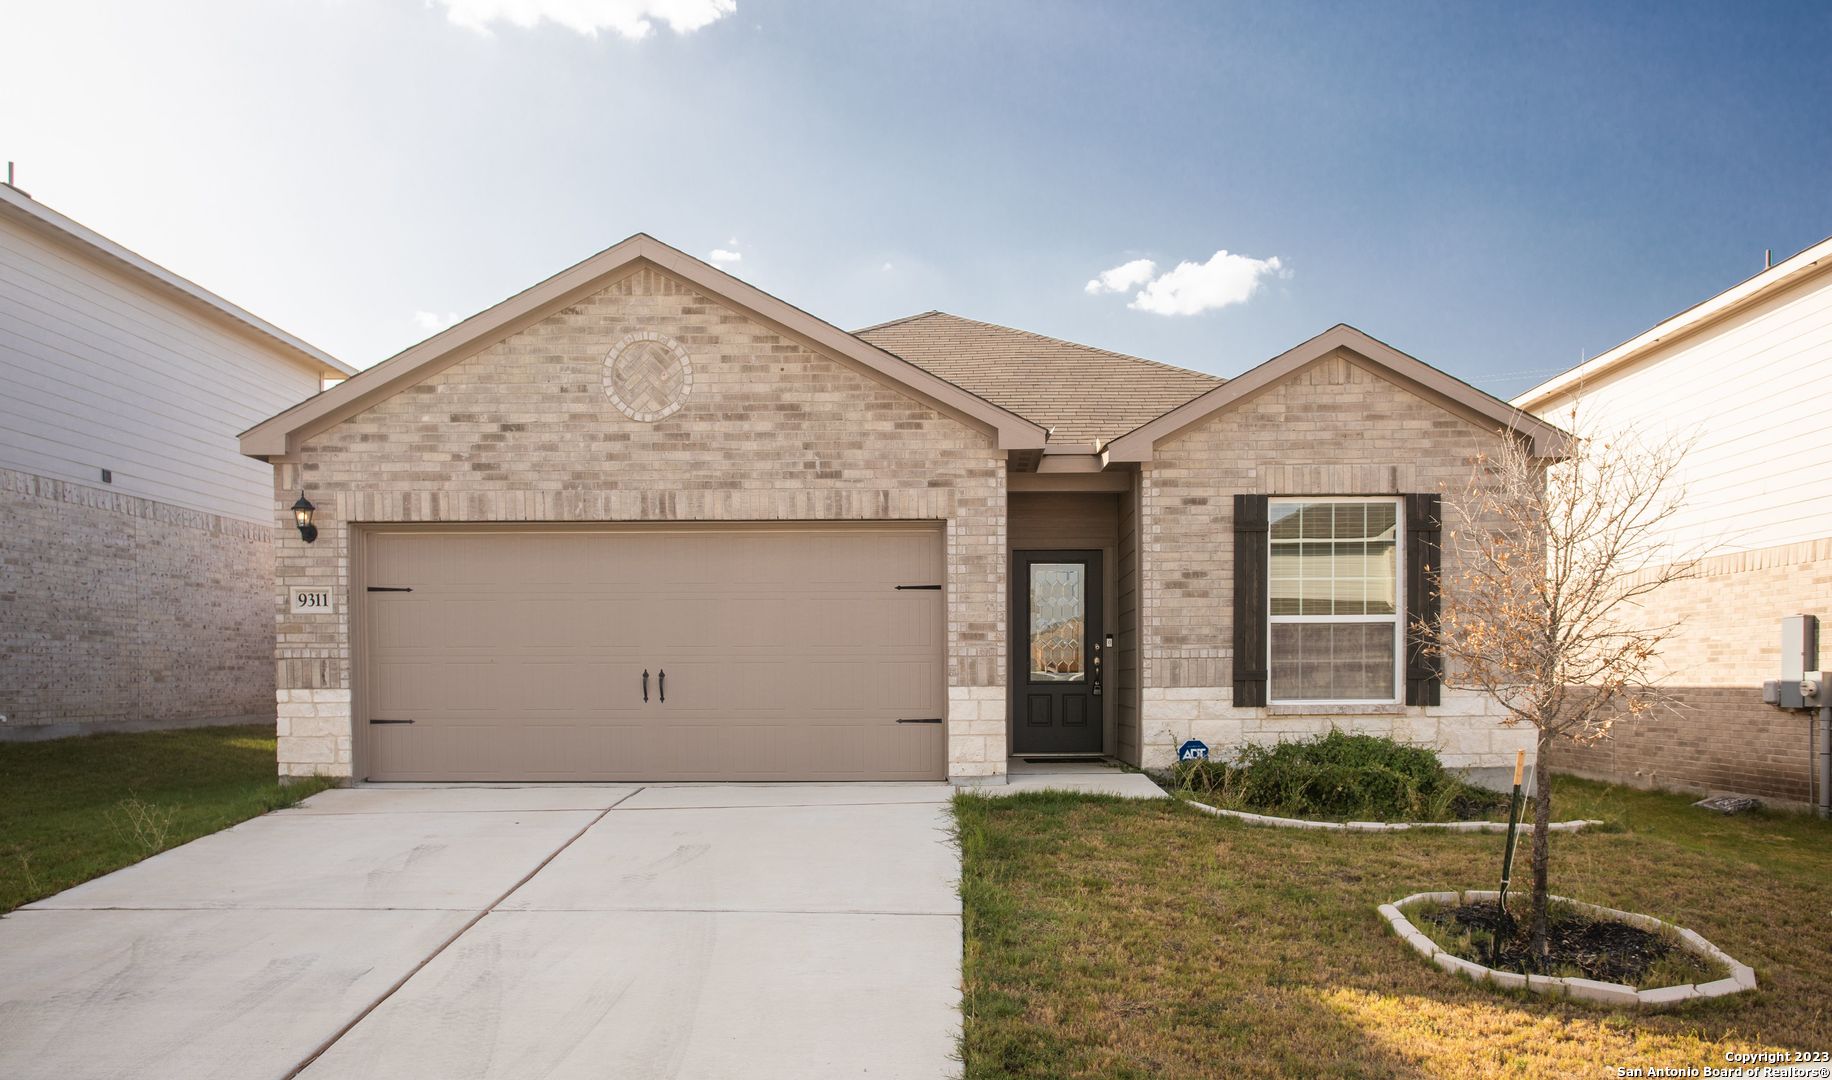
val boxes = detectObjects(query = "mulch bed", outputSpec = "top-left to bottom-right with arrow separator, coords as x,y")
1421,900 -> 1673,983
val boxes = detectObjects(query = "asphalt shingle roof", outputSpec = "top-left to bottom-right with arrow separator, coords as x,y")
855,311 -> 1221,445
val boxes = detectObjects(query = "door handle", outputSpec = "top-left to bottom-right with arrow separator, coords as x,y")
659,669 -> 666,703
642,669 -> 649,703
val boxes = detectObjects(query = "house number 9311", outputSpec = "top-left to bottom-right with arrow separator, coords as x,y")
291,589 -> 334,614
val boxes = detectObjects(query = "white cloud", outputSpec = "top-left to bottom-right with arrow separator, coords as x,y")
412,310 -> 461,333
433,0 -> 737,40
708,247 -> 742,265
1084,258 -> 1157,295
880,261 -> 895,272
1126,250 -> 1286,316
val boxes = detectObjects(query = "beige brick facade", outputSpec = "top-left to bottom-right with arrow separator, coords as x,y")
0,466 -> 274,737
270,265 -> 1007,781
1549,538 -> 1832,804
1131,350 -> 1528,771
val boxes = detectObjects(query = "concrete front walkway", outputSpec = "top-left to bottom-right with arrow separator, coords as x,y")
997,759 -> 1169,798
0,783 -> 961,1080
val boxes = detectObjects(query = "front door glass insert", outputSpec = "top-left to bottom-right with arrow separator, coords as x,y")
1029,562 -> 1086,682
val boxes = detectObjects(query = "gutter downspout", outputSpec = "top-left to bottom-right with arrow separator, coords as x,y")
1818,707 -> 1831,820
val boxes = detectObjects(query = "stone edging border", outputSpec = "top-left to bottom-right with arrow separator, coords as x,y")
1181,799 -> 1604,834
1379,890 -> 1757,1008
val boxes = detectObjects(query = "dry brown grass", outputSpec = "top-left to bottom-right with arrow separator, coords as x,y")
954,778 -> 1832,1079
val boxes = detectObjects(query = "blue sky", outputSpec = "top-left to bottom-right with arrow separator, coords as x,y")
3,0 -> 1829,395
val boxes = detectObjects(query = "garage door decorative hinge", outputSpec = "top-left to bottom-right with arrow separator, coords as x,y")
368,718 -> 415,724
894,584 -> 941,590
366,586 -> 413,592
896,717 -> 944,724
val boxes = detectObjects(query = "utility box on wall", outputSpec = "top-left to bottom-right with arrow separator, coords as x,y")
1781,614 -> 1818,682
1764,614 -> 1827,707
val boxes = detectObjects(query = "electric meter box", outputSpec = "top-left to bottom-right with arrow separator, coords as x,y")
1782,615 -> 1819,682
1764,615 -> 1823,706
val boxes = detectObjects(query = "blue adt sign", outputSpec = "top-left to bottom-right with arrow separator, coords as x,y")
1177,739 -> 1209,762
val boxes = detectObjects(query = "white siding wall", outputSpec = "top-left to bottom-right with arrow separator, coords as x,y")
1532,267 -> 1832,557
0,215 -> 323,524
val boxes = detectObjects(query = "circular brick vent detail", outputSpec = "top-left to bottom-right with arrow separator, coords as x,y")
603,332 -> 694,422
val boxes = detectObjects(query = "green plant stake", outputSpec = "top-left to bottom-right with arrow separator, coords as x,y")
1496,749 -> 1526,940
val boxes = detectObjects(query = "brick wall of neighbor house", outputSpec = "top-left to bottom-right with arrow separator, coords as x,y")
1135,350 -> 1534,771
0,466 -> 273,738
1548,538 -> 1832,804
269,265 -> 1007,781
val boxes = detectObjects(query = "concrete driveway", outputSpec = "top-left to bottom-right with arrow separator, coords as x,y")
0,783 -> 961,1080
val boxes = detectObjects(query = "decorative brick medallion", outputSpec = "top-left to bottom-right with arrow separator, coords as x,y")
603,331 -> 694,422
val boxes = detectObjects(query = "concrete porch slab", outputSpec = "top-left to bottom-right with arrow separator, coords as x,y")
992,761 -> 1168,799
287,786 -> 640,814
26,809 -> 602,911
501,801 -> 959,915
614,782 -> 952,810
0,907 -> 470,1080
295,909 -> 961,1080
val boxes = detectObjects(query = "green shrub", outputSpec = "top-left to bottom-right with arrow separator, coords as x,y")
1169,730 -> 1508,822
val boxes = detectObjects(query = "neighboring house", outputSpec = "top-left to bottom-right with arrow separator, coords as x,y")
0,183 -> 354,740
240,234 -> 1559,784
1514,236 -> 1832,805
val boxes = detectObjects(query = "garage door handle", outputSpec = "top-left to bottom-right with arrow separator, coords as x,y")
658,669 -> 666,703
894,584 -> 941,590
897,717 -> 943,724
369,718 -> 414,725
642,670 -> 649,703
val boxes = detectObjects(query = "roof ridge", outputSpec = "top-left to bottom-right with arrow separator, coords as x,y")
850,309 -> 943,335
1513,232 -> 1832,407
0,183 -> 353,376
241,236 -> 1048,456
893,310 -> 1223,383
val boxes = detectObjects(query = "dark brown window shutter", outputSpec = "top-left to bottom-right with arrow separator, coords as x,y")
1404,493 -> 1443,706
1232,494 -> 1270,708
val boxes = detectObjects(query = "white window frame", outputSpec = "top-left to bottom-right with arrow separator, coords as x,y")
1266,495 -> 1405,705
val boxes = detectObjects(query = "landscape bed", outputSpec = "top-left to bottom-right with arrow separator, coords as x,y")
1414,897 -> 1720,989
1164,731 -> 1518,824
1382,890 -> 1752,1008
953,777 -> 1832,1079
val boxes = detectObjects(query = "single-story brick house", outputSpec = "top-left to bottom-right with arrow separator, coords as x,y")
240,235 -> 1560,785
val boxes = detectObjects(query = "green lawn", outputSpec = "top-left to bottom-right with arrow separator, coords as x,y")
0,724 -> 331,914
955,777 -> 1832,1079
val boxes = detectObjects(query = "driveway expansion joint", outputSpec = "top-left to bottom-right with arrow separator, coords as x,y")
608,799 -> 949,811
277,785 -> 645,1080
489,906 -> 962,917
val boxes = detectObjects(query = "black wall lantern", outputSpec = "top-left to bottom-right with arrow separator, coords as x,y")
291,491 -> 318,544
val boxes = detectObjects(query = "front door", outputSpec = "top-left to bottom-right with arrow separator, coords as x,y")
1012,550 -> 1104,754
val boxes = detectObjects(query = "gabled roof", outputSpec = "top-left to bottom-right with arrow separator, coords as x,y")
0,182 -> 353,378
239,234 -> 1047,459
1104,324 -> 1566,461
1513,233 -> 1832,411
855,311 -> 1220,445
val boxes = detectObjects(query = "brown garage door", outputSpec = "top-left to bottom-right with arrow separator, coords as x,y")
358,526 -> 946,782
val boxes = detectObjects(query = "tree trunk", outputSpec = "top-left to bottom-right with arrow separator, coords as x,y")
1528,726 -> 1555,963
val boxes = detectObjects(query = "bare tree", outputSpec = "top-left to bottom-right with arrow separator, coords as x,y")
1426,407 -> 1699,960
